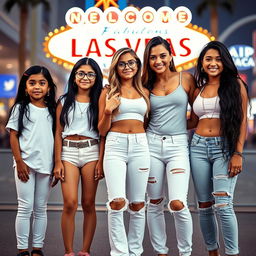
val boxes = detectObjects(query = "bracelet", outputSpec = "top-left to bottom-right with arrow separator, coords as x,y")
233,151 -> 243,157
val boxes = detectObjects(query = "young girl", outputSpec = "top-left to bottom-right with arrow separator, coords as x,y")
53,57 -> 103,256
142,36 -> 196,256
6,66 -> 56,256
190,41 -> 248,256
98,47 -> 150,256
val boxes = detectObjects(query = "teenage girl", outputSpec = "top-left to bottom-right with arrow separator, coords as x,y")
53,57 -> 103,256
142,36 -> 196,256
190,41 -> 248,256
98,47 -> 150,256
6,65 -> 56,256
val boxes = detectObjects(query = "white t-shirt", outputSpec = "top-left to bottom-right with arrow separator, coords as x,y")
6,103 -> 54,174
61,99 -> 99,139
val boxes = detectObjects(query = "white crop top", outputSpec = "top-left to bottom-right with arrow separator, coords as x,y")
61,99 -> 99,139
193,91 -> 221,120
112,97 -> 147,123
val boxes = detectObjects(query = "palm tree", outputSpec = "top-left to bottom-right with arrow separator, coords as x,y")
4,0 -> 50,78
196,0 -> 234,39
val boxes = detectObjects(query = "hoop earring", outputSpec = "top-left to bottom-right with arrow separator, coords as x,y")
25,91 -> 28,96
201,67 -> 204,72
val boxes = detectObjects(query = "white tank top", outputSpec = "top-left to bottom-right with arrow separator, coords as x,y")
112,97 -> 147,123
193,90 -> 220,120
61,99 -> 99,139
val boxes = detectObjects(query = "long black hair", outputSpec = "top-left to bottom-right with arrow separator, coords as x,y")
60,57 -> 103,132
195,41 -> 249,155
7,65 -> 56,136
142,36 -> 176,90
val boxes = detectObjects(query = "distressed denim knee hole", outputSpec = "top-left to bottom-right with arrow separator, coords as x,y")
214,174 -> 229,179
150,198 -> 164,205
129,201 -> 145,212
107,197 -> 128,211
169,200 -> 184,211
138,167 -> 149,172
148,176 -> 157,183
170,168 -> 185,174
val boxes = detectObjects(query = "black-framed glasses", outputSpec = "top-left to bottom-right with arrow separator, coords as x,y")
75,71 -> 97,80
117,59 -> 137,70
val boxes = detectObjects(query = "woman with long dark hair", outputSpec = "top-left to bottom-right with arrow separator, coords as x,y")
142,36 -> 196,256
190,41 -> 249,256
53,57 -> 104,256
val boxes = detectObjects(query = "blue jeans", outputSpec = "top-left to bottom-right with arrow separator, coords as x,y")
190,134 -> 239,255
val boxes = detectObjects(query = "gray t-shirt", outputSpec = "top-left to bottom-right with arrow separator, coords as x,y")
6,103 -> 54,174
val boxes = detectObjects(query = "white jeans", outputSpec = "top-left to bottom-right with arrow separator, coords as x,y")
146,132 -> 193,256
14,167 -> 51,249
104,132 -> 150,256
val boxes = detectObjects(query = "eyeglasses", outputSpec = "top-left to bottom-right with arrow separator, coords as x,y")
117,60 -> 137,70
75,71 -> 97,80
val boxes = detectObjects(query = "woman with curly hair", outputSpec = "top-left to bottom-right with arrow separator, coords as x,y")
190,41 -> 249,256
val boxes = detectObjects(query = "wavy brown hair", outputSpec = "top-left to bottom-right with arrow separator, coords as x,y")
108,47 -> 150,114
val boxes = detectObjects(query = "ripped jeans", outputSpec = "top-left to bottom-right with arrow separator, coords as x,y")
104,132 -> 150,256
146,132 -> 192,256
190,134 -> 239,255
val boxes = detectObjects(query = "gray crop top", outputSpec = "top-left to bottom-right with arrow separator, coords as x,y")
147,72 -> 188,136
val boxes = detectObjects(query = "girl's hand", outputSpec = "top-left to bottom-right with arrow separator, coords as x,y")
228,154 -> 243,177
105,93 -> 121,114
94,160 -> 104,180
16,159 -> 30,182
52,161 -> 65,187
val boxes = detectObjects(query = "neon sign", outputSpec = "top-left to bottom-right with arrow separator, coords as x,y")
44,6 -> 214,76
229,45 -> 255,71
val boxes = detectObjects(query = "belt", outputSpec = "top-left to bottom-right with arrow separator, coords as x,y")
63,139 -> 98,148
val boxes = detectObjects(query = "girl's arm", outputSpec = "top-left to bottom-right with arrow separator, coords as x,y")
9,129 -> 30,182
98,88 -> 120,136
228,80 -> 248,177
94,136 -> 105,180
52,102 -> 64,186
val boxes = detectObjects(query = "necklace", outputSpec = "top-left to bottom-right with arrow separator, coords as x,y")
160,84 -> 166,91
122,86 -> 133,95
77,102 -> 88,117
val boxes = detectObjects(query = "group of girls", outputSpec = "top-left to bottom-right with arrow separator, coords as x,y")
7,36 -> 248,256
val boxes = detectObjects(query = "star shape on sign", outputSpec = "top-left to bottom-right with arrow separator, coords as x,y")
95,0 -> 119,10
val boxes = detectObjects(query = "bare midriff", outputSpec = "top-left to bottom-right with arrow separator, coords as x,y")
195,118 -> 222,137
64,135 -> 93,140
110,119 -> 145,134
